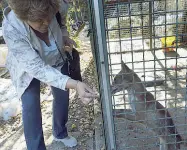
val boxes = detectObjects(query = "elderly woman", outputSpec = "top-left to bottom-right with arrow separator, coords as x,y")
2,0 -> 98,149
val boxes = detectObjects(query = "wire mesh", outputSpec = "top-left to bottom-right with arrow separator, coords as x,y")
91,0 -> 187,149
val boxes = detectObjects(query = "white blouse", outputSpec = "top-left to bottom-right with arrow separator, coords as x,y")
39,32 -> 64,71
2,1 -> 70,98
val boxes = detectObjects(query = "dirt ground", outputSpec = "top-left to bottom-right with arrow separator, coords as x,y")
0,28 -> 99,150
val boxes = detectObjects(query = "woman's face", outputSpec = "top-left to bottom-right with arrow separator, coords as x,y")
27,15 -> 53,33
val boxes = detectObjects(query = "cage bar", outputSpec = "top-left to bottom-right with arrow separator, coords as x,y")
89,0 -> 187,149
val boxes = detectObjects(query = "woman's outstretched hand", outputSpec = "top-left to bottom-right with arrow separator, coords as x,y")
76,81 -> 99,104
66,79 -> 99,104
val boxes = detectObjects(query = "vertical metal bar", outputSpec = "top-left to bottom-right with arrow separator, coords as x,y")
129,2 -> 134,70
186,66 -> 187,133
152,1 -> 158,128
93,0 -> 116,150
175,1 -> 179,146
149,1 -> 153,51
105,5 -> 117,149
183,1 -> 187,42
185,1 -> 187,140
164,0 -> 167,117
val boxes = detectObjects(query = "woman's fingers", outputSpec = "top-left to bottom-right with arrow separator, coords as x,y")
72,40 -> 77,48
76,82 -> 99,104
83,84 -> 99,98
66,38 -> 77,48
84,85 -> 98,95
84,91 -> 99,98
64,45 -> 72,52
81,97 -> 92,105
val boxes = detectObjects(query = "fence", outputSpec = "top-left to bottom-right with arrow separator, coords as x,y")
88,0 -> 187,149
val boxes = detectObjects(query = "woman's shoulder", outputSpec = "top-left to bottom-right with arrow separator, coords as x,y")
59,0 -> 70,14
2,8 -> 29,41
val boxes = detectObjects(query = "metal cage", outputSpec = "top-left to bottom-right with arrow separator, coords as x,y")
88,0 -> 187,149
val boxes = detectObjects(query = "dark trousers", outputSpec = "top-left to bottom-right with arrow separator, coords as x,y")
21,63 -> 69,150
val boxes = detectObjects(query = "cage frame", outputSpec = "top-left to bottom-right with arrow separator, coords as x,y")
88,0 -> 187,150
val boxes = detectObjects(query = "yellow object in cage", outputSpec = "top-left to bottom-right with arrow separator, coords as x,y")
160,36 -> 176,52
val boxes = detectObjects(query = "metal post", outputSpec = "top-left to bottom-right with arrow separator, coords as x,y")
93,0 -> 116,150
149,1 -> 153,51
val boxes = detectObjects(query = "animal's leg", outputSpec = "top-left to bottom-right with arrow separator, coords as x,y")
160,138 -> 167,150
113,109 -> 138,121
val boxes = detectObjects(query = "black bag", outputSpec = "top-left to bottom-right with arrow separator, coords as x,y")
66,48 -> 82,81
56,12 -> 82,81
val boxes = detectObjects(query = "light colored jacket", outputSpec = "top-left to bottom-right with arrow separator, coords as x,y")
2,1 -> 71,98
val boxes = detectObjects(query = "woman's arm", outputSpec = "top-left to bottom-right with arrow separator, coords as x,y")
3,28 -> 70,91
3,27 -> 99,103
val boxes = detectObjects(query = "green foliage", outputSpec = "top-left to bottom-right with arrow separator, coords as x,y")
66,0 -> 89,47
0,5 -> 3,27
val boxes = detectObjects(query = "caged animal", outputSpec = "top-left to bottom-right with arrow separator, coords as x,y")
111,61 -> 183,150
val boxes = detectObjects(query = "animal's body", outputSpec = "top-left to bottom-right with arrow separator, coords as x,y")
112,61 -> 182,150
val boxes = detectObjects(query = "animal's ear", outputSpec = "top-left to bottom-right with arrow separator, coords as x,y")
121,61 -> 130,72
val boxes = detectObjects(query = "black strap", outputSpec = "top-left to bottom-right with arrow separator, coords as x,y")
56,12 -> 63,28
55,12 -> 82,81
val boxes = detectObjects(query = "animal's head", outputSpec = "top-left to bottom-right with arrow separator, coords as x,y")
111,61 -> 135,94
